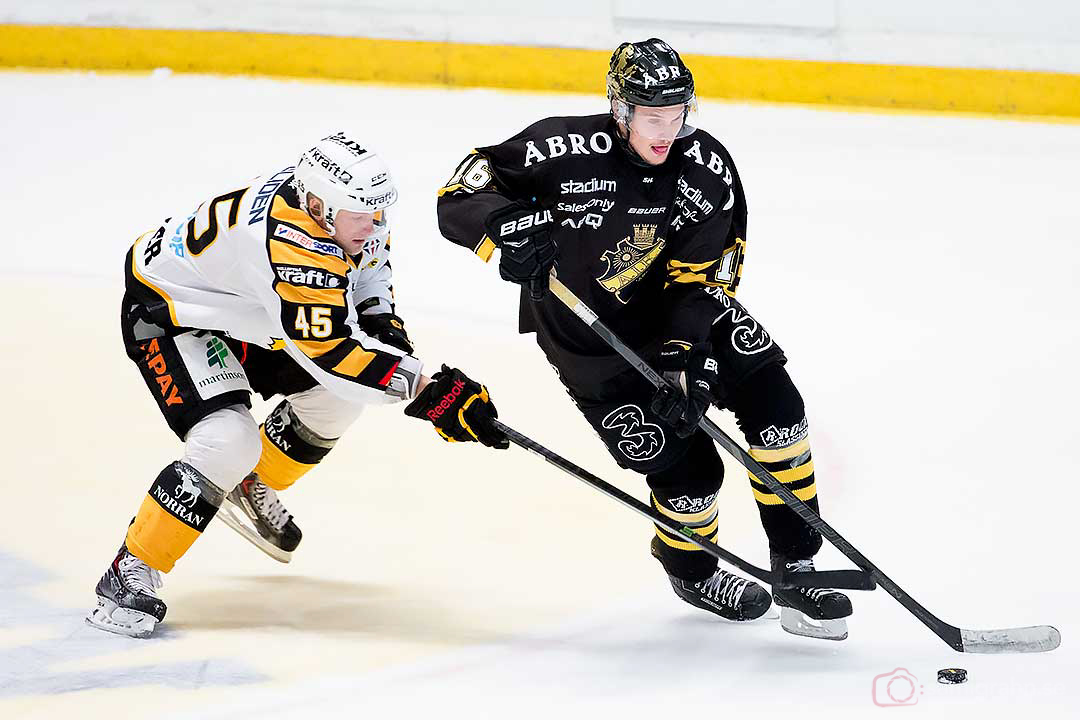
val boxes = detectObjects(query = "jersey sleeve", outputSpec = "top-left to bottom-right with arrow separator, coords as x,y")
261,195 -> 415,404
662,142 -> 749,345
436,119 -> 552,262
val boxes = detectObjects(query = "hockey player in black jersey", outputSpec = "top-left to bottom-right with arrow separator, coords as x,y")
437,38 -> 852,637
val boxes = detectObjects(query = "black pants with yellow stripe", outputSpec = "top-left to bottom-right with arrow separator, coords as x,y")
573,362 -> 822,582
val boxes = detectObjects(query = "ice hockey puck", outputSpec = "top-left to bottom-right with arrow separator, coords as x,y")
937,668 -> 967,684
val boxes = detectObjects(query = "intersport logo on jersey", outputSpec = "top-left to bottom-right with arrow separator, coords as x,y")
274,264 -> 344,289
274,225 -> 344,258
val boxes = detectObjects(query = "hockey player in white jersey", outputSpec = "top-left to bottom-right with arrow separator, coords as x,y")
88,132 -> 508,638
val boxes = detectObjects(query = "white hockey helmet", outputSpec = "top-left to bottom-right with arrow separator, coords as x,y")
294,132 -> 398,235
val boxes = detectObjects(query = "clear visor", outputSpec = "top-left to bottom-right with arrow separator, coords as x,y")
329,207 -> 390,260
626,100 -> 698,142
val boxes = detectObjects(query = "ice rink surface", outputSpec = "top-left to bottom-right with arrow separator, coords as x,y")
1,70 -> 1078,719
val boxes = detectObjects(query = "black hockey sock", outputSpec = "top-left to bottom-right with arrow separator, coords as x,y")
730,363 -> 823,560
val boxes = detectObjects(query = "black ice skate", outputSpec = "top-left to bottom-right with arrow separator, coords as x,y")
652,537 -> 771,621
86,544 -> 166,638
218,472 -> 302,563
772,553 -> 852,641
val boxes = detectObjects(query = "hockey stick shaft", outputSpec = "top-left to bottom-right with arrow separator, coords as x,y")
492,419 -> 867,590
547,274 -> 1058,653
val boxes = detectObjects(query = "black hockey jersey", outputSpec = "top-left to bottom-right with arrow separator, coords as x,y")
437,114 -> 747,392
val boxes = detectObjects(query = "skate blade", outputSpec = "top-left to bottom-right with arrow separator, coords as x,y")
86,598 -> 158,638
217,502 -> 293,564
779,607 -> 848,641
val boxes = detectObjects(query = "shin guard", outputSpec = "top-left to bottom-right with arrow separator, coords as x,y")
126,462 -> 225,572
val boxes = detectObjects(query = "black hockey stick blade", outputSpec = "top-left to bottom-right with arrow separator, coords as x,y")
779,569 -> 876,591
546,272 -> 1060,654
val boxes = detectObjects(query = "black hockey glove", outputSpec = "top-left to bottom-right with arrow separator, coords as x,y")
404,365 -> 509,449
484,201 -> 557,301
650,340 -> 723,438
356,312 -> 413,354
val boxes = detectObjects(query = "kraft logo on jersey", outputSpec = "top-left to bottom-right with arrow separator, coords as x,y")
274,225 -> 344,258
274,264 -> 344,289
523,132 -> 613,167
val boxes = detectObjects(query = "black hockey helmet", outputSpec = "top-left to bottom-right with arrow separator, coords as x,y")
607,38 -> 695,109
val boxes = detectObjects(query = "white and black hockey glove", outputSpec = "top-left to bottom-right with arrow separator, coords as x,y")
484,201 -> 557,301
404,365 -> 509,449
650,340 -> 724,438
357,312 -> 413,354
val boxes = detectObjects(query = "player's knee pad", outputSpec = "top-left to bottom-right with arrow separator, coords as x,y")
127,461 -> 225,573
181,404 -> 262,490
731,363 -> 822,558
255,400 -> 338,491
647,431 -> 725,581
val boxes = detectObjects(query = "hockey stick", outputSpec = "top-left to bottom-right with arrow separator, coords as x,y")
492,419 -> 871,591
547,272 -> 1061,654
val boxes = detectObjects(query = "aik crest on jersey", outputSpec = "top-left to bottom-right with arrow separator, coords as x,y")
127,168 -> 411,405
436,114 -> 748,385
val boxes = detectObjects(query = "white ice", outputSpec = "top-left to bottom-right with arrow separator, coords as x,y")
0,70 -> 1077,719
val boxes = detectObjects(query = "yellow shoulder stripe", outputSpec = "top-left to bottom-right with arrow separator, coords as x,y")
271,196 -> 332,239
